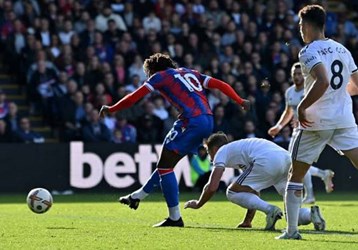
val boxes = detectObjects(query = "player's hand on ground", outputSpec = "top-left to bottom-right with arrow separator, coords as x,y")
268,126 -> 280,138
237,222 -> 252,228
99,105 -> 110,118
241,99 -> 251,111
298,106 -> 313,128
184,200 -> 200,209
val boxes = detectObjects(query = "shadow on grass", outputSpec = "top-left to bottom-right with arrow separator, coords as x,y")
46,227 -> 76,230
185,225 -> 358,236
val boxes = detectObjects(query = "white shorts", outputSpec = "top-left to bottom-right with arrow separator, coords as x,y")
234,151 -> 291,195
291,126 -> 358,165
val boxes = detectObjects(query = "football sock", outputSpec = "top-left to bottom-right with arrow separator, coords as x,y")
227,190 -> 272,214
298,208 -> 311,225
285,182 -> 303,235
131,170 -> 160,200
309,166 -> 325,179
303,170 -> 314,198
159,168 -> 181,221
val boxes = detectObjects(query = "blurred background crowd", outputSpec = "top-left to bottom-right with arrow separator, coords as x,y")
0,0 -> 357,146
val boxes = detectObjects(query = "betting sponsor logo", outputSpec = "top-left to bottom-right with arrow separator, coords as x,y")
69,142 -> 235,189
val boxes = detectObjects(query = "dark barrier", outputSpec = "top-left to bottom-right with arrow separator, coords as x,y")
0,142 -> 357,193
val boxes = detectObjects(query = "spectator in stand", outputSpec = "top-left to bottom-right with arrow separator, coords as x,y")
213,104 -> 233,135
61,90 -> 87,140
95,5 -> 127,33
128,54 -> 147,83
242,120 -> 264,139
82,109 -> 111,142
58,19 -> 75,45
152,95 -> 168,121
113,116 -> 137,143
13,117 -> 44,143
190,145 -> 212,190
0,90 -> 9,119
28,60 -> 58,117
4,102 -> 21,133
0,119 -> 12,142
136,113 -> 163,144
36,18 -> 53,48
103,72 -> 117,99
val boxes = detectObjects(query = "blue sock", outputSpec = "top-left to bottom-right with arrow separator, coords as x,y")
159,170 -> 179,207
142,170 -> 160,193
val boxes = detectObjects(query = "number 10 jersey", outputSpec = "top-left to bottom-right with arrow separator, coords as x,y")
299,38 -> 358,130
144,67 -> 213,120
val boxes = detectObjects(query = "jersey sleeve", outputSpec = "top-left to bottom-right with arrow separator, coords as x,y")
212,146 -> 227,169
143,72 -> 163,92
284,88 -> 290,106
192,70 -> 212,88
299,46 -> 321,73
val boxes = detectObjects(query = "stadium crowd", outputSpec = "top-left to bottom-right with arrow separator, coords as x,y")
0,0 -> 357,144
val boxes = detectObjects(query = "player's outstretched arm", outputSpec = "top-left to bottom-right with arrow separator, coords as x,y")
207,78 -> 250,110
268,105 -> 293,138
347,72 -> 358,96
184,168 -> 224,209
99,85 -> 150,118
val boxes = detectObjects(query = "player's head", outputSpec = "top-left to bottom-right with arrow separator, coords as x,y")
298,5 -> 326,43
143,53 -> 178,77
205,132 -> 229,161
291,62 -> 304,87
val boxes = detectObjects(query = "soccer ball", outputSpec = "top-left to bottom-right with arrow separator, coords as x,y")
26,188 -> 53,214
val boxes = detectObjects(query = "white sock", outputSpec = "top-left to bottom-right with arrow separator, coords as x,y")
298,208 -> 311,225
309,166 -> 325,179
227,190 -> 272,214
303,170 -> 314,198
131,188 -> 149,200
169,205 -> 181,221
285,182 -> 303,235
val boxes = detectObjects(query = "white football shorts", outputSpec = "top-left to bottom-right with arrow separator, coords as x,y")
290,126 -> 358,165
234,151 -> 291,195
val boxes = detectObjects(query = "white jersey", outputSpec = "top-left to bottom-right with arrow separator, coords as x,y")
285,85 -> 304,120
212,138 -> 289,171
299,38 -> 358,130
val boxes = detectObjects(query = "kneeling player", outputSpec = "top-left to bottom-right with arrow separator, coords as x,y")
185,132 -> 325,231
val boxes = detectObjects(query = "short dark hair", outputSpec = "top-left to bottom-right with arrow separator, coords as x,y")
143,53 -> 178,77
205,132 -> 229,152
298,5 -> 326,30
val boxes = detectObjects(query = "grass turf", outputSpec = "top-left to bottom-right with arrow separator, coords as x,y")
0,192 -> 357,249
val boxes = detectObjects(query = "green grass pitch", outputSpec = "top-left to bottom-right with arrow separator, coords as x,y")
0,192 -> 357,249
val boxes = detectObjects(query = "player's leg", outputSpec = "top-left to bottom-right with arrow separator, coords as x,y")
277,130 -> 330,240
119,170 -> 161,209
331,127 -> 358,169
309,166 -> 335,193
154,115 -> 213,227
342,147 -> 358,169
275,178 -> 325,231
152,147 -> 185,227
228,157 -> 286,230
226,184 -> 282,230
302,169 -> 315,204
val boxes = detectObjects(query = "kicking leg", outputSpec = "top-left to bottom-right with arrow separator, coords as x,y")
119,170 -> 160,210
153,148 -> 185,227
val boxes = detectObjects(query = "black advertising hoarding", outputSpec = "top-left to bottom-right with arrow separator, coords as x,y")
0,143 -> 356,192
